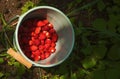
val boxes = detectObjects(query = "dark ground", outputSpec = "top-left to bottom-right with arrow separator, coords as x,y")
0,0 -> 39,21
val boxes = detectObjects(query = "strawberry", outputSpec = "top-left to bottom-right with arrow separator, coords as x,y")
32,50 -> 40,56
29,40 -> 33,46
43,31 -> 51,38
47,23 -> 53,29
49,29 -> 56,34
45,39 -> 52,44
37,20 -> 45,27
49,47 -> 56,53
34,55 -> 41,61
40,40 -> 45,45
43,19 -> 49,25
42,25 -> 49,31
30,45 -> 38,51
51,42 -> 56,47
39,33 -> 46,40
52,34 -> 58,42
44,44 -> 51,49
39,45 -> 44,50
34,39 -> 40,46
45,52 -> 51,58
35,27 -> 41,34
41,54 -> 45,60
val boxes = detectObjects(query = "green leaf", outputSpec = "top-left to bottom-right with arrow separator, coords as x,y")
74,21 -> 83,36
93,45 -> 107,59
51,75 -> 59,79
81,46 -> 92,56
13,62 -> 20,67
109,14 -> 119,24
21,1 -> 35,14
60,74 -> 68,79
0,53 -> 8,57
17,65 -> 26,76
92,18 -> 107,31
97,0 -> 106,12
97,61 -> 106,70
82,57 -> 97,69
106,68 -> 120,79
108,44 -> 120,60
82,34 -> 91,46
0,72 -> 4,78
91,70 -> 105,79
71,73 -> 77,79
0,58 -> 4,64
107,19 -> 117,32
76,68 -> 87,78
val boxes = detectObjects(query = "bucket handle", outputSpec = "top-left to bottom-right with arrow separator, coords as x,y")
7,48 -> 32,69
7,15 -> 20,25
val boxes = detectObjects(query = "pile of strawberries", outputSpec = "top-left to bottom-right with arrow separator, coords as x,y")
18,18 -> 58,61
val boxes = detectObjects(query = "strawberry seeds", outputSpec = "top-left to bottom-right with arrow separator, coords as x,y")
18,18 -> 58,61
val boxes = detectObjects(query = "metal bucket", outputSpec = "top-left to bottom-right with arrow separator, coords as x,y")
14,6 -> 75,67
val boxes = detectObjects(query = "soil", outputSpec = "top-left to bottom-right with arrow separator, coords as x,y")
0,0 -> 39,21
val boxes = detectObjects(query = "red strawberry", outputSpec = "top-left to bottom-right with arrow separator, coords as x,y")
41,54 -> 45,60
31,54 -> 34,59
49,29 -> 56,34
43,20 -> 49,25
43,31 -> 51,38
35,27 -> 41,34
34,34 -> 39,39
52,34 -> 58,42
40,40 -> 45,45
45,52 -> 51,58
32,50 -> 40,56
39,45 -> 44,51
37,21 -> 45,27
47,23 -> 53,29
39,33 -> 46,40
34,55 -> 41,61
34,39 -> 40,46
44,44 -> 51,49
49,47 -> 56,53
31,37 -> 35,41
31,32 -> 35,36
42,25 -> 49,31
30,45 -> 38,51
29,40 -> 33,46
51,42 -> 56,47
45,39 -> 52,44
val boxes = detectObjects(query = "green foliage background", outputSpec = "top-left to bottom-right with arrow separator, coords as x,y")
0,0 -> 120,79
